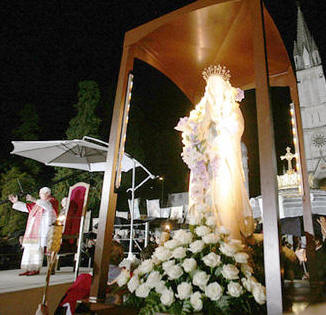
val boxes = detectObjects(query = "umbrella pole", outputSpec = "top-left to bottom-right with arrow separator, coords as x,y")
127,160 -> 136,260
74,214 -> 85,281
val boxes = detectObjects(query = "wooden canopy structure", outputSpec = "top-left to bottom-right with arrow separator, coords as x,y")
124,0 -> 295,103
89,1 -> 315,313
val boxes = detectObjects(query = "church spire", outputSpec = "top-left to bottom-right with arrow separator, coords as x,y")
294,2 -> 321,70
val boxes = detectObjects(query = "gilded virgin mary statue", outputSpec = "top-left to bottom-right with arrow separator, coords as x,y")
175,65 -> 254,240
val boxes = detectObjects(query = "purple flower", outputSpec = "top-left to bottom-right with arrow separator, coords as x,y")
235,88 -> 244,102
190,184 -> 204,200
210,157 -> 222,176
192,160 -> 206,175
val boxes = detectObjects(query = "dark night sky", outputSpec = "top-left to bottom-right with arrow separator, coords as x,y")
1,0 -> 326,198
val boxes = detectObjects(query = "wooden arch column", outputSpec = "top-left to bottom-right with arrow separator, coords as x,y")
250,1 -> 282,313
89,44 -> 136,301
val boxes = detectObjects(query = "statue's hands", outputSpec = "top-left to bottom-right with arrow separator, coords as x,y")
8,194 -> 18,203
26,194 -> 36,202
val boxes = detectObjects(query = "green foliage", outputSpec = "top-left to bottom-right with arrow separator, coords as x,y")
53,80 -> 103,214
12,104 -> 39,141
12,103 -> 41,176
66,81 -> 101,140
0,103 -> 41,237
52,167 -> 75,209
0,167 -> 38,236
124,293 -> 145,310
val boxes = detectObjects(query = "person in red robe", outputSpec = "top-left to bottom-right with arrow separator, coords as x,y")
8,187 -> 58,276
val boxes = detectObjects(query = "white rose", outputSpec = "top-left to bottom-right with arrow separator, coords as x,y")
189,240 -> 205,253
155,280 -> 166,294
162,259 -> 175,272
202,233 -> 219,244
241,277 -> 252,292
205,282 -> 223,301
182,258 -> 197,273
164,239 -> 180,250
172,246 -> 187,259
166,265 -> 183,280
218,226 -> 230,235
116,269 -> 130,287
151,255 -> 161,265
229,239 -> 244,251
135,283 -> 151,298
248,276 -> 260,291
146,271 -> 162,288
205,216 -> 217,228
176,282 -> 193,300
173,230 -> 193,245
195,225 -> 211,237
190,291 -> 203,311
138,259 -> 154,275
189,214 -> 203,225
154,246 -> 172,262
219,242 -> 237,257
234,252 -> 249,264
193,270 -> 210,289
160,288 -> 174,306
241,264 -> 253,277
127,275 -> 140,293
221,264 -> 239,280
202,252 -> 221,268
227,281 -> 243,297
252,283 -> 266,305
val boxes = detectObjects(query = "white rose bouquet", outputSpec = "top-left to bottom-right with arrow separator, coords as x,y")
119,216 -> 266,314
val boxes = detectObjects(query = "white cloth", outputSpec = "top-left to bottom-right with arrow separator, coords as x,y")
13,200 -> 56,247
20,244 -> 44,271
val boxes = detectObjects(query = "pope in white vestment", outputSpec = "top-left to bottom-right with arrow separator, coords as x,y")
9,187 -> 58,275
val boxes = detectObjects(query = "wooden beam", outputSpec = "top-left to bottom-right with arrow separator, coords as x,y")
89,43 -> 135,301
250,0 -> 282,314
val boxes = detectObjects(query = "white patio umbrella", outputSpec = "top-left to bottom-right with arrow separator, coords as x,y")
11,136 -> 138,173
11,136 -> 156,262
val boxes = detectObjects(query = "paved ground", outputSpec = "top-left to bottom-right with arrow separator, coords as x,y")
0,266 -> 91,293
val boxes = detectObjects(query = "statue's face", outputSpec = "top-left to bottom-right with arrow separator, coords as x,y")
208,75 -> 227,104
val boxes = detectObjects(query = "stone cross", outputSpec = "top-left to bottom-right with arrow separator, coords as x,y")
281,147 -> 296,173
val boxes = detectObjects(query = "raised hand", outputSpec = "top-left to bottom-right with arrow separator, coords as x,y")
8,194 -> 18,203
26,194 -> 36,202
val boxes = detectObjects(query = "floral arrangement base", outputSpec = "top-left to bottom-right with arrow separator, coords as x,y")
116,215 -> 266,315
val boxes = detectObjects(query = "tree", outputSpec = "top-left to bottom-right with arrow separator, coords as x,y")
53,81 -> 102,215
66,81 -> 101,139
0,104 -> 41,236
12,103 -> 42,177
0,167 -> 38,236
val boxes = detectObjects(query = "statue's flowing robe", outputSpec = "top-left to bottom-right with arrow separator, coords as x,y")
13,197 -> 58,271
188,75 -> 253,240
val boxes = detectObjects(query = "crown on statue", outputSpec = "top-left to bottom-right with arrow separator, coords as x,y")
202,65 -> 231,82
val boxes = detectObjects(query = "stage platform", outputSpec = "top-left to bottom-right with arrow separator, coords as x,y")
0,267 -> 91,314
